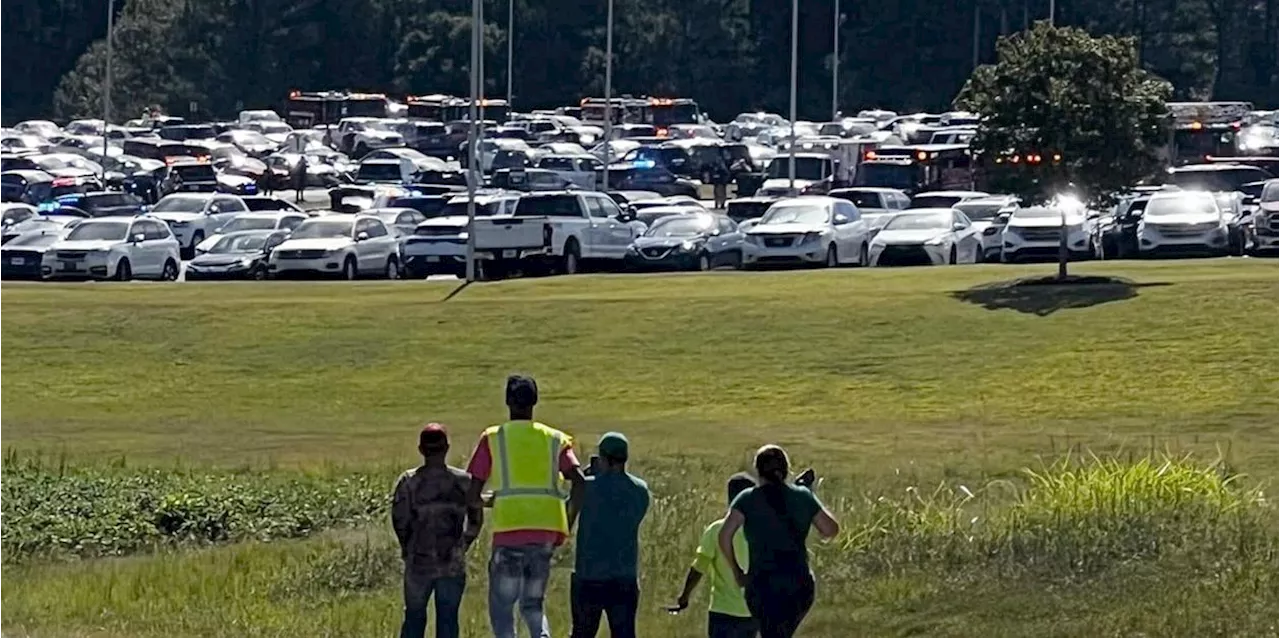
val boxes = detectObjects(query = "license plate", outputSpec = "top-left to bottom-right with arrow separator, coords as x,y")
8,257 -> 24,265
59,260 -> 81,271
426,256 -> 440,263
502,249 -> 517,259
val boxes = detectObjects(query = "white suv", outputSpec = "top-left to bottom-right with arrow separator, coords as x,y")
149,193 -> 249,258
1137,191 -> 1231,257
44,216 -> 181,281
268,214 -> 401,279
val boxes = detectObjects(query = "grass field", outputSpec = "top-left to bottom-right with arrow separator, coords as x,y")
3,259 -> 1277,637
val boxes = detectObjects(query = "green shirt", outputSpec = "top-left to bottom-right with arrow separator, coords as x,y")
729,483 -> 821,576
692,518 -> 750,618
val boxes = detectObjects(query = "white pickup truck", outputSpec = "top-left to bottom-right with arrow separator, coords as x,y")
471,191 -> 639,276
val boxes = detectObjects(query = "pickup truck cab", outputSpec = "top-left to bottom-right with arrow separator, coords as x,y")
401,192 -> 520,278
472,191 -> 639,276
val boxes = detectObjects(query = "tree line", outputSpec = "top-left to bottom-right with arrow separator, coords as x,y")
1,0 -> 1275,124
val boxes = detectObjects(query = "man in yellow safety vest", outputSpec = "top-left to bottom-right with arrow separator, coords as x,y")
467,374 -> 587,638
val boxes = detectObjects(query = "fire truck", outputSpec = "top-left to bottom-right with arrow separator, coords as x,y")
1166,101 -> 1253,166
284,91 -> 392,128
406,95 -> 509,124
853,144 -> 978,194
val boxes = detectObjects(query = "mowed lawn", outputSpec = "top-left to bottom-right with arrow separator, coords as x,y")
2,259 -> 1278,638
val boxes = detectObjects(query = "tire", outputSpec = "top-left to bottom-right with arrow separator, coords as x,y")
729,250 -> 743,270
384,256 -> 400,280
341,256 -> 358,281
948,245 -> 958,265
824,244 -> 838,268
114,258 -> 132,281
187,231 -> 205,259
160,259 -> 179,282
696,253 -> 711,272
250,265 -> 268,280
859,242 -> 870,267
562,240 -> 581,275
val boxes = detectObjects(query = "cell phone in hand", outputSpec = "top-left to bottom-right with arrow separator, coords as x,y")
796,468 -> 817,487
585,454 -> 600,477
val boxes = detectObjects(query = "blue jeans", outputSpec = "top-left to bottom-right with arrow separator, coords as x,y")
400,567 -> 465,638
487,543 -> 554,638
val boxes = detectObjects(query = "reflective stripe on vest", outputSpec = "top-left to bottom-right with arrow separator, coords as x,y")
486,421 -> 570,536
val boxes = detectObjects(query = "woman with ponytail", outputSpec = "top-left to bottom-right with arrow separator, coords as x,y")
717,445 -> 840,638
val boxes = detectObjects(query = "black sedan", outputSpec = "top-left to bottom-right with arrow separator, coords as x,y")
1,231 -> 61,280
184,229 -> 289,281
624,213 -> 745,271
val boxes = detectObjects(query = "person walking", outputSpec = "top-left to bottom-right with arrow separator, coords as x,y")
467,375 -> 587,638
669,472 -> 759,638
292,155 -> 308,203
718,445 -> 840,638
392,424 -> 484,638
570,432 -> 650,638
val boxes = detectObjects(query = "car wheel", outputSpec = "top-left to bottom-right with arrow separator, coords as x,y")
384,256 -> 400,280
859,242 -> 869,267
697,253 -> 711,272
949,245 -> 957,265
160,259 -> 179,281
187,231 -> 204,259
562,239 -> 581,275
251,265 -> 268,280
114,258 -> 132,282
729,250 -> 743,270
825,244 -> 838,268
342,256 -> 358,280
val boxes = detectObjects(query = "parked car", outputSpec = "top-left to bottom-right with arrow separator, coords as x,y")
828,187 -> 910,228
268,214 -> 401,280
1001,200 -> 1100,263
186,230 -> 290,280
44,216 -> 181,281
2,209 -> 87,243
1,231 -> 62,279
1135,191 -> 1233,257
742,196 -> 871,268
53,191 -> 147,217
194,211 -> 308,254
868,208 -> 984,266
367,207 -> 429,237
1249,179 -> 1278,255
468,191 -> 638,276
400,193 -> 520,279
149,193 -> 249,258
953,195 -> 1019,260
907,190 -> 989,209
624,213 -> 745,271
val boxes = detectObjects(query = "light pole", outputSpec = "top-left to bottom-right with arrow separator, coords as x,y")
831,0 -> 841,121
506,0 -> 514,108
102,0 -> 115,164
1049,0 -> 1055,25
465,0 -> 481,283
602,0 -> 614,191
788,0 -> 798,192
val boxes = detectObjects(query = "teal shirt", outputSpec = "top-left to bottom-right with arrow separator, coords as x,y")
574,471 -> 651,581
729,483 -> 822,576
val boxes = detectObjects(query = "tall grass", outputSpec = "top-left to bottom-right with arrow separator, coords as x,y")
4,453 -> 1275,637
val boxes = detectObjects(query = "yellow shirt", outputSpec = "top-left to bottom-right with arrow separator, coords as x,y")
692,517 -> 750,618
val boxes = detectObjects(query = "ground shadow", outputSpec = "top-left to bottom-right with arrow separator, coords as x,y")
440,280 -> 473,302
950,275 -> 1172,316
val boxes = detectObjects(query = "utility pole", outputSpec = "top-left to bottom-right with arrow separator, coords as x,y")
102,0 -> 115,166
506,0 -> 514,108
788,0 -> 798,192
972,4 -> 980,70
603,0 -> 614,191
831,0 -> 840,121
465,0 -> 480,283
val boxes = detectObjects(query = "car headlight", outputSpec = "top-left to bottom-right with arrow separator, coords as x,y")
680,240 -> 700,252
626,245 -> 638,254
168,221 -> 188,228
799,232 -> 820,244
745,235 -> 761,245
925,236 -> 946,246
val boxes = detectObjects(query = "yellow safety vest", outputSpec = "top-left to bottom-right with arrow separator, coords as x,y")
485,421 -> 571,536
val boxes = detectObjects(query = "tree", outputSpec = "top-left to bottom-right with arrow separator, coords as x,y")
955,22 -> 1173,278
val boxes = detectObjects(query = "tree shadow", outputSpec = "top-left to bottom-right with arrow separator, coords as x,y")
950,275 -> 1172,316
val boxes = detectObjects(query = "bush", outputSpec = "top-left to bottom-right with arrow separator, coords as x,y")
1,455 -> 386,562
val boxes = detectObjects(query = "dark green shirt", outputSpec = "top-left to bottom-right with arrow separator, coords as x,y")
574,471 -> 651,581
729,483 -> 822,576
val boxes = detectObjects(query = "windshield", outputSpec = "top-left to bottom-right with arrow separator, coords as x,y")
7,232 -> 60,247
954,201 -> 1007,221
1263,181 -> 1279,203
221,217 -> 278,233
1145,196 -> 1217,217
766,157 -> 830,181
290,219 -> 353,239
514,195 -> 580,217
66,221 -> 129,241
209,233 -> 269,253
761,204 -> 829,225
173,164 -> 216,181
883,212 -> 952,231
645,216 -> 712,237
832,191 -> 885,209
650,103 -> 700,127
437,201 -> 505,217
854,163 -> 917,190
357,163 -> 402,182
909,195 -> 963,209
152,196 -> 209,213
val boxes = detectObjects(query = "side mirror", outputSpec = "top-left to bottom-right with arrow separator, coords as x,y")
213,227 -> 223,234
833,214 -> 850,225
952,222 -> 967,231
132,233 -> 146,243
994,213 -> 1011,225
355,231 -> 370,241
1242,196 -> 1259,205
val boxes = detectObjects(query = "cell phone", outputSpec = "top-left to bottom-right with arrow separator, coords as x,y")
585,454 -> 600,477
796,468 -> 817,487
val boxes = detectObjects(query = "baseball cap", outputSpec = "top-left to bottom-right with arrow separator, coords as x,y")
419,423 -> 449,452
598,432 -> 629,461
505,374 -> 539,407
